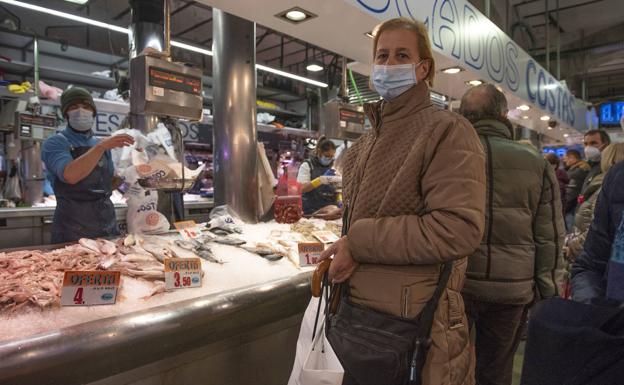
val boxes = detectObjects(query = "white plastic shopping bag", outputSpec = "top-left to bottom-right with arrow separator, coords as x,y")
288,293 -> 343,385
299,321 -> 344,385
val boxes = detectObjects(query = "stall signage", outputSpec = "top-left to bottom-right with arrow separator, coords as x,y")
174,220 -> 202,240
60,271 -> 121,306
298,242 -> 325,266
346,0 -> 590,131
164,257 -> 202,290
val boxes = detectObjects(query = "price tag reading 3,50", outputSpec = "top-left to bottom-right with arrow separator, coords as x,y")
164,257 -> 203,290
61,271 -> 121,306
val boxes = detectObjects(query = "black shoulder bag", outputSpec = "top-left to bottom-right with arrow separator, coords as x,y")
327,205 -> 453,385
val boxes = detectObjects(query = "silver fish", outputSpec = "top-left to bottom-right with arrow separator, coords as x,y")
214,236 -> 246,246
197,248 -> 224,264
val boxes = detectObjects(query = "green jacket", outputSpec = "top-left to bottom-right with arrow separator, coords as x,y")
462,120 -> 565,305
566,173 -> 604,261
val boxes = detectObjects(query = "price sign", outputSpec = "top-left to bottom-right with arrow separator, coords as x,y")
61,271 -> 121,306
298,243 -> 325,267
164,257 -> 202,290
174,220 -> 202,240
312,231 -> 340,245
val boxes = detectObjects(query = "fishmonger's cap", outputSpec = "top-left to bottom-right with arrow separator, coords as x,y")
60,87 -> 96,116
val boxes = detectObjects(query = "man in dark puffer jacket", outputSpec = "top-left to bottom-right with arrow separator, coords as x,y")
459,84 -> 565,385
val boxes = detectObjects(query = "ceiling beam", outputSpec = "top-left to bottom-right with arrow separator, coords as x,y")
173,18 -> 212,38
522,0 -> 605,19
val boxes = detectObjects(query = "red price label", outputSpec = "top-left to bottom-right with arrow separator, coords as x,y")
61,271 -> 120,306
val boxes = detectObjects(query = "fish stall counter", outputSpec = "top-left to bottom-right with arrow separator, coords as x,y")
0,199 -> 214,249
0,219 -> 339,385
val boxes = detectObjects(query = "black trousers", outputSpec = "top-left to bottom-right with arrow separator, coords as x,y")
464,299 -> 529,385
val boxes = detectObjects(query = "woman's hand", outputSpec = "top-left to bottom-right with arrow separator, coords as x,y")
320,236 -> 359,283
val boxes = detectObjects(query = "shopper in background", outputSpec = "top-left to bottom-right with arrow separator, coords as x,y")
42,87 -> 134,243
458,84 -> 564,385
566,144 -> 624,262
580,130 -> 611,197
297,137 -> 341,216
563,149 -> 590,231
572,158 -> 624,302
545,153 -> 568,207
320,17 -> 485,385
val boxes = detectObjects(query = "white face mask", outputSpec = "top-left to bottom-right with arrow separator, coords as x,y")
371,61 -> 423,101
67,107 -> 94,132
584,146 -> 602,162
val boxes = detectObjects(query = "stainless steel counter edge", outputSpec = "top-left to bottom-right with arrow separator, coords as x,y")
0,200 -> 214,219
0,271 -> 312,385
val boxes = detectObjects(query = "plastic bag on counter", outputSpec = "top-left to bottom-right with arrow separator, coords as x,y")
257,142 -> 276,218
274,165 -> 302,224
3,163 -> 22,201
126,189 -> 170,234
207,205 -> 243,234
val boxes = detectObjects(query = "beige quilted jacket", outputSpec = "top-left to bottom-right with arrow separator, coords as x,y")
342,82 -> 486,385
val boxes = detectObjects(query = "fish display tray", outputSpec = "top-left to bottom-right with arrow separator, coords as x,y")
138,178 -> 196,192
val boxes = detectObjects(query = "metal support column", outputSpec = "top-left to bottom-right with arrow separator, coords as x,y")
556,0 -> 561,79
545,0 -> 550,71
213,9 -> 258,223
485,0 -> 491,19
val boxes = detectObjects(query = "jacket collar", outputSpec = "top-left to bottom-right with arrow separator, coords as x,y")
472,119 -> 513,140
364,81 -> 431,131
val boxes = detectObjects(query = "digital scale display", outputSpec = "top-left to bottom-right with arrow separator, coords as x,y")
148,66 -> 201,95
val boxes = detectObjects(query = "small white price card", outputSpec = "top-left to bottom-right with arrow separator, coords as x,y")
164,257 -> 203,290
298,242 -> 325,266
61,271 -> 121,306
174,220 -> 202,240
312,231 -> 340,244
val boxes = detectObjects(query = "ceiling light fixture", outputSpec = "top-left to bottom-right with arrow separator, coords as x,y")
540,115 -> 551,121
365,31 -> 374,38
305,59 -> 324,72
276,7 -> 316,24
441,67 -> 462,74
466,80 -> 483,86
257,64 -> 327,87
0,0 -> 328,88
64,0 -> 89,4
517,104 -> 530,111
564,133 -> 569,138
522,115 -> 530,119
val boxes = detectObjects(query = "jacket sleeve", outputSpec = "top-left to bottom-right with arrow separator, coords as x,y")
564,169 -> 587,213
533,163 -> 565,299
571,175 -> 614,302
347,117 -> 486,265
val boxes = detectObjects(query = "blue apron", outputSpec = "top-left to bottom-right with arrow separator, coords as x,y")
302,157 -> 337,215
51,134 -> 118,243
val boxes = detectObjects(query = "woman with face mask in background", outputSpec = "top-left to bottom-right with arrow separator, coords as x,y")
297,136 -> 341,216
319,18 -> 485,385
42,87 -> 134,243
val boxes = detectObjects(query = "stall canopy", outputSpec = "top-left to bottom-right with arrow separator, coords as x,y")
199,0 -> 596,143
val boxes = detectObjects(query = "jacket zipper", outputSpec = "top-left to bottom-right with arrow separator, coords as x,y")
483,136 -> 495,279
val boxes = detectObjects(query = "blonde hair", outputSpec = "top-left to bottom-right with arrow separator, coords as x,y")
372,18 -> 436,86
601,143 -> 624,173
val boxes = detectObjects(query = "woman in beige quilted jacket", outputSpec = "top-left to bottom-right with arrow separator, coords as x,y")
320,18 -> 486,385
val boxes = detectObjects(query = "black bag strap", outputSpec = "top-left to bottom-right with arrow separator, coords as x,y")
409,262 -> 453,384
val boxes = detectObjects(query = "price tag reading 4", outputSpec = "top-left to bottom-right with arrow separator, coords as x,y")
164,257 -> 202,290
174,220 -> 201,240
298,243 -> 325,267
60,271 -> 121,306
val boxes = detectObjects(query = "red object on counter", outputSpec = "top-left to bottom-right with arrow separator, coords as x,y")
274,165 -> 302,223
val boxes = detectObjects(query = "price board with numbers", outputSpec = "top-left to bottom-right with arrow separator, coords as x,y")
61,271 -> 121,306
164,257 -> 203,290
298,243 -> 325,267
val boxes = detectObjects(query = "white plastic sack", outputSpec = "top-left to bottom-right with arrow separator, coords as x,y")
126,189 -> 170,234
300,321 -> 344,385
288,296 -> 344,385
